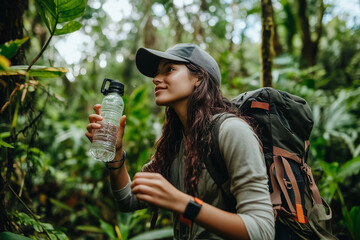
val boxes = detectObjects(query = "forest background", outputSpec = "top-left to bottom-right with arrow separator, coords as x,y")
0,0 -> 359,239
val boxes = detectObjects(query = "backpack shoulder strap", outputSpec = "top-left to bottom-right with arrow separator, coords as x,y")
205,113 -> 237,211
207,113 -> 230,185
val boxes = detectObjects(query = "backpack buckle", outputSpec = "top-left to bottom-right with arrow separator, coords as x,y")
307,174 -> 313,184
284,179 -> 292,189
301,165 -> 313,184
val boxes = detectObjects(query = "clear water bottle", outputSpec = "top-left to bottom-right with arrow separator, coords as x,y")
90,78 -> 124,162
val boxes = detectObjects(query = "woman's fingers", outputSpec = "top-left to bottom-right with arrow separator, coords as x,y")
115,115 -> 126,150
131,173 -> 188,212
133,172 -> 162,180
131,183 -> 155,195
86,104 -> 103,142
85,131 -> 92,141
88,114 -> 103,123
131,176 -> 162,189
85,122 -> 102,142
86,123 -> 101,132
119,115 -> 126,137
93,104 -> 101,115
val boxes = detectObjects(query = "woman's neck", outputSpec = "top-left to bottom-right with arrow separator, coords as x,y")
171,101 -> 189,131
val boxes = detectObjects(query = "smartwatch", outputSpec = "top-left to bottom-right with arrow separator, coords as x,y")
180,197 -> 203,226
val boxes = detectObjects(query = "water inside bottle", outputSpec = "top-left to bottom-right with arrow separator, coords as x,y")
89,122 -> 119,162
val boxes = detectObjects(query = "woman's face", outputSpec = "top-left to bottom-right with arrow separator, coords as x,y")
152,60 -> 199,107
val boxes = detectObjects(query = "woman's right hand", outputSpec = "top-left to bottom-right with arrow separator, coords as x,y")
86,104 -> 103,143
86,104 -> 127,153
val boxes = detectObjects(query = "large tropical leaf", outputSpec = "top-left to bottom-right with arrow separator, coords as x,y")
35,0 -> 85,35
57,0 -> 86,23
54,21 -> 82,35
338,156 -> 360,180
0,65 -> 67,78
0,232 -> 32,240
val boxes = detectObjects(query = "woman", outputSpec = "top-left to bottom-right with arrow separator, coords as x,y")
86,43 -> 275,239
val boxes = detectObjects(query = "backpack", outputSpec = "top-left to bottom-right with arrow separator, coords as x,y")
206,87 -> 337,240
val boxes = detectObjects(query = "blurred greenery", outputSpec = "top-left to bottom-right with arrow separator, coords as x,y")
0,0 -> 359,239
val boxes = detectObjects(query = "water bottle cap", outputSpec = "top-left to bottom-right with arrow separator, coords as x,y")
101,78 -> 124,96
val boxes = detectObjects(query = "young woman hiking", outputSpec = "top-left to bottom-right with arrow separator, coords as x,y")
86,43 -> 275,240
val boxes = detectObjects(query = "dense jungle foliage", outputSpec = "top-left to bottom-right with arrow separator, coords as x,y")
1,0 -> 359,239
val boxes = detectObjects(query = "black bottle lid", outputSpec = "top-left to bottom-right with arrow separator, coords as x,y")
101,78 -> 124,96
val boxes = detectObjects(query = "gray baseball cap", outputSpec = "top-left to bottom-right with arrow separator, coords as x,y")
135,43 -> 221,85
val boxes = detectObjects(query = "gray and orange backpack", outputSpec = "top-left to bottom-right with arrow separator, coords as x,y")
207,87 -> 338,239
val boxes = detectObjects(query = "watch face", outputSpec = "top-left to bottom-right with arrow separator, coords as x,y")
183,199 -> 202,221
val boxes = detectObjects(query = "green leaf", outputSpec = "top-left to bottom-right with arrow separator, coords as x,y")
28,67 -> 68,78
86,204 -> 101,218
35,0 -> 57,31
0,37 -> 29,59
100,219 -> 115,239
318,161 -> 339,203
349,206 -> 360,240
32,222 -> 43,233
41,223 -> 55,230
0,65 -> 68,78
338,156 -> 360,180
128,227 -> 174,240
0,130 -> 14,148
130,85 -> 148,103
0,55 -> 11,70
57,0 -> 86,23
0,139 -> 14,148
54,21 -> 82,35
76,225 -> 103,233
50,231 -> 69,240
35,0 -> 85,33
50,198 -> 73,212
0,232 -> 32,240
0,132 -> 11,138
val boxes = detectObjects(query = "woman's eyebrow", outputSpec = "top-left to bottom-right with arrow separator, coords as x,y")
157,61 -> 173,72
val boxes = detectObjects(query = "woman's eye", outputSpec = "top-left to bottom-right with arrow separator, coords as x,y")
167,67 -> 174,72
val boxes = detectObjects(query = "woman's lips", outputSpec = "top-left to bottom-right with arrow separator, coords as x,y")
155,87 -> 166,96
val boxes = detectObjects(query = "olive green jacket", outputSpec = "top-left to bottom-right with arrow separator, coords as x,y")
113,117 -> 275,239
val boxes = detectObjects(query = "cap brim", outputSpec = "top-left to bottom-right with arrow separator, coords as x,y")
135,48 -> 189,78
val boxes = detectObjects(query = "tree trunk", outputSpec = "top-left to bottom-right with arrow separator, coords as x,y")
0,0 -> 27,63
296,0 -> 324,67
173,6 -> 184,43
193,14 -> 205,45
283,0 -> 297,54
271,3 -> 283,56
0,0 -> 28,232
144,15 -> 157,49
260,0 -> 274,88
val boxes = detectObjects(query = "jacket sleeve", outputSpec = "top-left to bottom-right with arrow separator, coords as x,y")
218,118 -> 275,240
112,177 -> 148,212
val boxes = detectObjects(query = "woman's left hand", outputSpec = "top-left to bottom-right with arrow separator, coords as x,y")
131,172 -> 190,213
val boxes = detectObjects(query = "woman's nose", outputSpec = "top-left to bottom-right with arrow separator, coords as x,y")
153,76 -> 162,84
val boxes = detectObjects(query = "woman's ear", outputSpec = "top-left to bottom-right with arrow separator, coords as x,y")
194,78 -> 201,87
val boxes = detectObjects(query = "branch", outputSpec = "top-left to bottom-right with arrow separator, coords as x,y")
16,111 -> 43,138
8,185 -> 53,239
1,85 -> 20,114
26,17 -> 58,72
26,33 -> 54,72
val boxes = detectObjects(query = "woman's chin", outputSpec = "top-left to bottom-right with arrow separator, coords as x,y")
155,99 -> 168,106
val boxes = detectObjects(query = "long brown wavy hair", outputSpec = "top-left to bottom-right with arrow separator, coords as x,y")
144,62 -> 247,195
